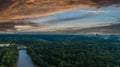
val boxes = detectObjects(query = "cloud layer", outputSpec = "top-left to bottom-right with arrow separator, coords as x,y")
0,0 -> 120,21
0,21 -> 39,33
0,0 -> 120,34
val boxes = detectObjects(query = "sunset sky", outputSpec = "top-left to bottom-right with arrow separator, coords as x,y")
0,0 -> 120,34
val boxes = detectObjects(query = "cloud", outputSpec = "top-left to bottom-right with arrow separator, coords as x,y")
0,0 -> 120,21
23,7 -> 114,27
78,10 -> 111,14
23,11 -> 99,27
44,23 -> 120,34
0,0 -> 120,34
0,21 -> 39,32
39,13 -> 96,25
0,0 -> 14,11
16,25 -> 77,33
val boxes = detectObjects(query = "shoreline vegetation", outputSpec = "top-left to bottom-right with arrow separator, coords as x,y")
12,63 -> 17,67
0,34 -> 120,67
0,45 -> 18,67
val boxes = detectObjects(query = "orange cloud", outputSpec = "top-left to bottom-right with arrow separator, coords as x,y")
0,0 -> 119,21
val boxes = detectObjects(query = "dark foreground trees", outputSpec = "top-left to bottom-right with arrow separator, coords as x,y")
0,45 -> 18,67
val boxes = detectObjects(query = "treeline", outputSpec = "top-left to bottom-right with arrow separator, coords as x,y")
0,34 -> 119,45
27,37 -> 120,67
0,45 -> 18,67
0,37 -> 47,46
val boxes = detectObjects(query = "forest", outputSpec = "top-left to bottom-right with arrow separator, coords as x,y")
0,34 -> 120,67
27,35 -> 120,67
0,45 -> 18,67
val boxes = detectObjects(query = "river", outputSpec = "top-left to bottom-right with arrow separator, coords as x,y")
17,50 -> 36,67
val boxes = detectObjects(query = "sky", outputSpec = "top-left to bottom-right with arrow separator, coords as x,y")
0,0 -> 120,34
14,6 -> 120,33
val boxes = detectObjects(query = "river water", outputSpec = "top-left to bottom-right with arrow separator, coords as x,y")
17,50 -> 36,67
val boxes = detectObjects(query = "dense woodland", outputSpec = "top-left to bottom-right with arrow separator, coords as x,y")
0,34 -> 120,67
0,45 -> 18,67
27,35 -> 120,67
28,44 -> 120,67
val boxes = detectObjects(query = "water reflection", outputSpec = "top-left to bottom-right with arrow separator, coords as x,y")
17,50 -> 36,67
